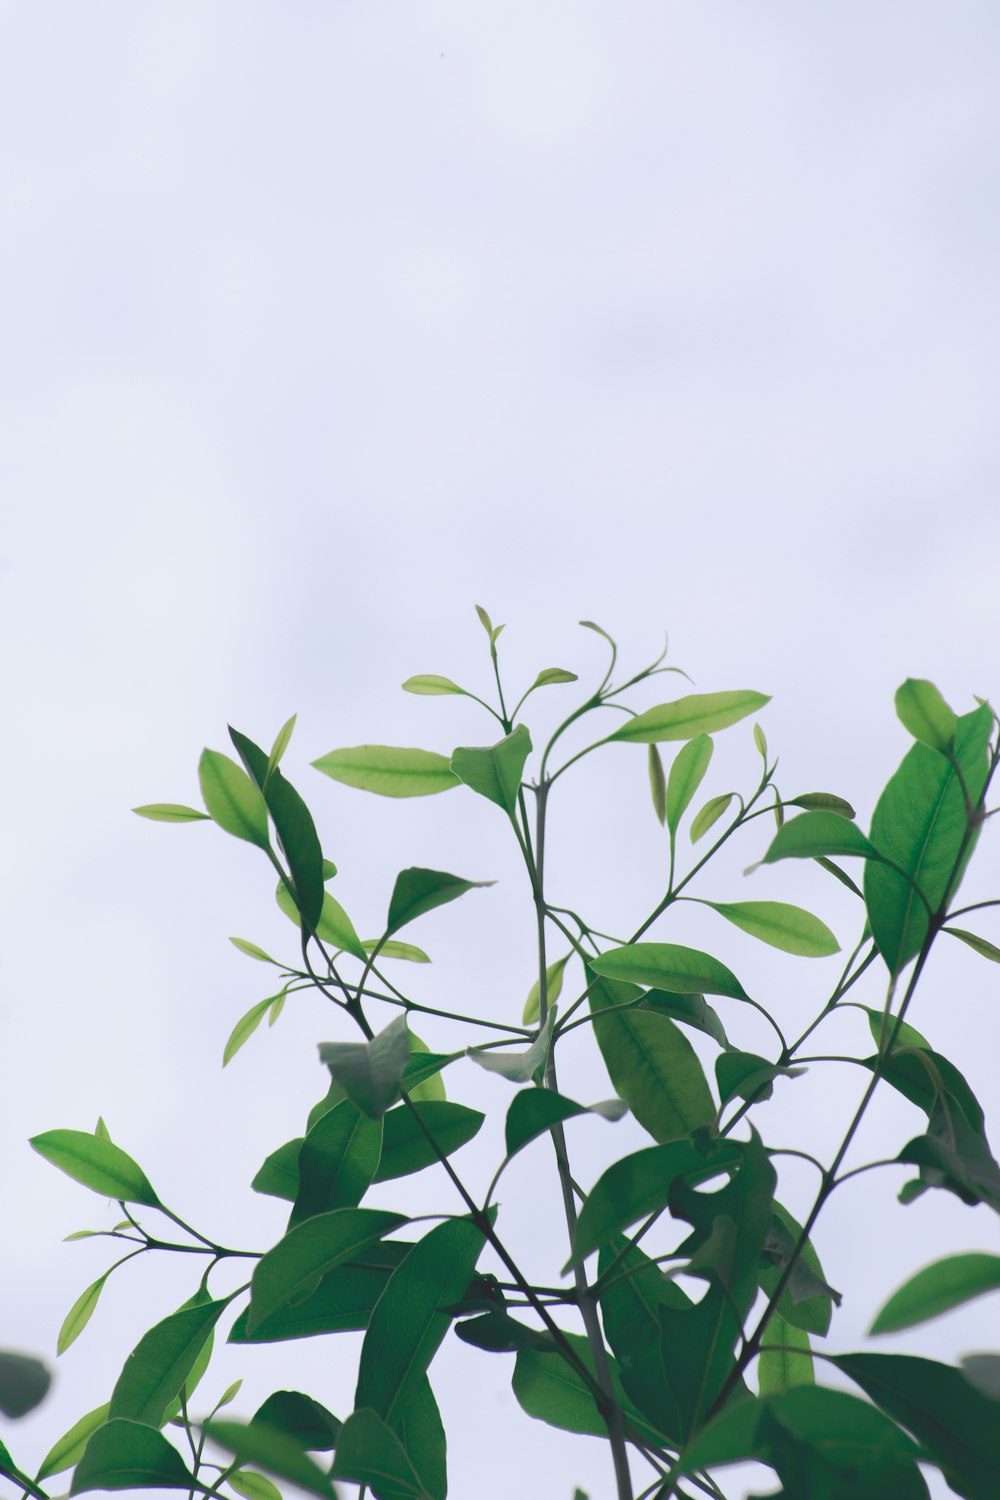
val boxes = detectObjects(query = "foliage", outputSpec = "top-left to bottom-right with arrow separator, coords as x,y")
8,618 -> 1000,1500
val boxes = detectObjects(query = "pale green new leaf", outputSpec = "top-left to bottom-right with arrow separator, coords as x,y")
58,1274 -> 108,1355
228,1469 -> 283,1500
229,937 -> 280,965
223,997 -> 280,1067
275,881 -> 367,960
533,667 -> 578,687
945,927 -> 1000,965
895,678 -> 957,754
131,804 -> 209,823
690,792 -> 735,843
523,954 -> 570,1024
666,733 -> 713,835
312,745 -> 459,798
30,1131 -> 161,1208
648,744 -> 667,825
704,900 -> 840,957
608,691 -> 770,744
402,675 -> 465,696
36,1403 -> 110,1481
267,714 -> 297,776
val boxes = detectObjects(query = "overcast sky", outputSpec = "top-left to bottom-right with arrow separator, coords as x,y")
3,6 -> 1000,1499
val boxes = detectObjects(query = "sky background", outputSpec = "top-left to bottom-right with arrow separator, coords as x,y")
3,4 -> 1000,1498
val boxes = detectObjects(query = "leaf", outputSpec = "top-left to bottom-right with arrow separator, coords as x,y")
94,1116 -> 111,1141
229,937 -> 280,964
58,1273 -> 108,1355
862,1045 -> 985,1133
897,1101 -> 1000,1214
71,1419 -> 194,1492
590,943 -> 749,1000
666,733 -> 713,836
451,725 -> 532,815
754,723 -> 768,760
386,867 -> 494,934
275,881 -> 367,960
864,1006 -> 930,1052
757,1312 -> 813,1393
570,1139 -> 742,1266
870,1252 -> 1000,1334
252,1391 -> 340,1450
252,1138 -> 303,1203
109,1297 -> 229,1427
202,1421 -> 335,1499
36,1403 -> 110,1481
608,690 -> 770,743
312,745 -> 459,798
522,954 -> 570,1025
468,1011 -> 556,1084
404,1032 -> 447,1103
290,1099 -> 384,1225
230,728 -> 325,934
831,1351 -> 1000,1500
511,1330 -> 669,1448
229,1244 -> 411,1345
945,927 -> 1000,965
759,1204 -> 840,1336
30,1130 -> 161,1207
319,1014 -> 412,1118
223,996 -> 282,1066
865,704 -> 992,974
597,1237 -> 690,1442
454,1310 -> 553,1353
355,1218 -> 486,1426
366,939 -> 431,964
785,792 -> 856,818
533,667 -> 578,687
268,992 -> 286,1026
504,1090 -> 625,1159
198,750 -> 270,848
373,1101 -> 484,1182
331,1408 -> 424,1500
704,899 -> 839,957
131,803 -> 209,823
763,810 -> 881,863
228,1470 -> 283,1500
0,1352 -> 50,1418
689,793 -> 735,843
895,678 -> 957,754
715,1050 -> 804,1106
960,1355 -> 1000,1400
247,1209 -> 406,1333
475,603 -> 494,636
268,713 -> 297,771
641,989 -> 730,1049
648,744 -> 667,825
402,674 -> 465,696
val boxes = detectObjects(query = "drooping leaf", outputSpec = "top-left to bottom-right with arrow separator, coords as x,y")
198,750 -> 270,848
865,704 -> 992,974
230,727 -> 325,934
108,1297 -> 229,1428
759,1203 -> 840,1336
757,1311 -> 814,1393
229,937 -> 280,964
331,1408 -> 424,1500
895,679 -> 957,754
58,1273 -> 109,1355
252,1391 -> 340,1450
666,733 -> 713,835
897,1102 -> 1000,1215
641,989 -> 730,1049
648,744 -> 667,825
71,1419 -> 194,1493
247,1209 -> 407,1333
229,1243 -> 411,1344
945,927 -> 1000,965
275,879 -> 367,960
689,792 -> 736,843
704,899 -> 840,957
131,804 -> 209,823
252,1138 -> 303,1203
467,1011 -> 556,1084
450,725 -> 532,815
861,1045 -> 985,1134
318,1015 -> 412,1118
312,746 -> 459,798
290,1099 -> 383,1225
36,1403 -> 110,1481
0,1352 -> 50,1418
373,1101 -> 484,1182
202,1421 -> 335,1499
870,1252 -> 1000,1334
763,811 -> 881,864
522,954 -> 570,1025
223,996 -> 282,1066
863,1006 -> 930,1052
30,1131 -> 161,1207
504,1090 -> 625,1160
402,674 -> 466,696
590,944 -> 749,1000
785,792 -> 856,818
715,1050 -> 804,1107
608,691 -> 770,743
386,867 -> 494,934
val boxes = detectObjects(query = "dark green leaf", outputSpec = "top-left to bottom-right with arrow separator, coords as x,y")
468,1011 -> 556,1084
0,1352 -> 50,1418
247,1208 -> 407,1333
522,953 -> 570,1025
252,1138 -> 303,1203
451,725 -> 532,815
598,1237 -> 689,1442
109,1297 -> 229,1428
198,749 -> 270,848
131,803 -> 209,823
666,734 -> 713,835
402,674 -> 465,697
203,1421 -> 335,1499
71,1419 -> 194,1493
230,727 -> 324,934
704,899 -> 840,957
275,881 -> 367,960
785,792 -> 856,818
252,1391 -> 340,1450
945,927 -> 1000,965
861,1045 -> 985,1133
36,1403 -> 110,1481
512,1330 -> 670,1448
895,678 -> 957,754
331,1408 -> 424,1500
58,1273 -> 108,1355
504,1090 -> 625,1159
290,1100 -> 383,1224
401,1038 -> 451,1103
373,1101 -> 484,1182
863,1007 -> 930,1052
318,1014 -> 412,1118
590,944 -> 749,1000
960,1355 -> 1000,1400
608,691 -> 770,743
386,867 -> 494,934
865,704 -> 992,973
229,1244 -> 410,1343
757,1311 -> 813,1393
764,810 -> 880,863
454,1310 -> 553,1353
641,990 -> 730,1049
312,746 -> 459,798
388,1378 -> 446,1500
715,1050 -> 804,1106
689,792 -> 735,843
648,744 -> 667,825
29,1131 -> 161,1207
897,1102 -> 1000,1214
759,1203 -> 840,1336
870,1252 -> 1000,1334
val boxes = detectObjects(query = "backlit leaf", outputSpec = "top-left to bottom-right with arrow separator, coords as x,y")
71,1419 -> 194,1492
131,804 -> 209,823
275,881 -> 367,960
229,1244 -> 410,1344
402,674 -> 465,696
704,899 -> 839,957
522,954 -> 570,1025
895,678 -> 957,754
30,1131 -> 160,1207
290,1100 -> 383,1225
247,1209 -> 407,1333
763,811 -> 880,863
666,733 -> 713,836
313,745 -> 459,798
591,944 -> 749,1000
58,1274 -> 108,1355
230,728 -> 325,934
386,867 -> 494,934
109,1297 -> 229,1428
641,989 -> 730,1049
365,939 -> 431,964
228,1470 -> 282,1500
229,937 -> 280,965
785,792 -> 856,818
267,712 -> 297,773
870,1252 -> 1000,1334
689,792 -> 736,843
451,725 -> 532,815
198,750 -> 270,849
331,1408 -> 423,1500
223,996 -> 279,1067
608,690 -> 769,743
36,1403 -> 110,1481
945,927 -> 1000,965
373,1101 -> 483,1182
757,1312 -> 813,1394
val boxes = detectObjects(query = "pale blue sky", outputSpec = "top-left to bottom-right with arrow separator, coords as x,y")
3,6 -> 1000,1498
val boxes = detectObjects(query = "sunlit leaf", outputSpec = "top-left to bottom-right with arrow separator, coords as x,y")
36,1403 -> 110,1481
689,792 -> 736,843
451,725 -> 532,815
198,750 -> 270,849
313,745 -> 459,798
229,937 -> 280,965
608,691 -> 770,744
30,1131 -> 160,1207
131,804 -> 209,823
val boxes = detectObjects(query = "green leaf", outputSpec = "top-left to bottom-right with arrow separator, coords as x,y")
268,992 -> 285,1026
247,1209 -> 406,1333
454,1310 -> 553,1353
865,704 -> 992,973
366,939 -> 431,964
313,745 -> 459,798
355,1218 -> 486,1426
275,880 -> 367,960
229,1243 -> 411,1344
597,1237 -> 690,1443
71,1419 -> 194,1492
522,954 -> 570,1025
590,944 -> 749,1000
475,603 -> 494,636
228,1470 -> 283,1500
203,1421 -> 335,1499
758,1311 -> 814,1393
252,1391 -> 340,1450
386,867 -> 494,934
641,989 -> 730,1049
571,1139 -> 742,1266
252,1138 -> 303,1202
215,1379 -> 243,1412
763,810 -> 881,863
870,1252 -> 1000,1334
704,899 -> 839,957
109,1297 -> 229,1428
468,1010 -> 556,1084
689,793 -> 735,843
94,1116 -> 111,1141
504,1090 -> 625,1159
319,1014 -> 412,1118
512,1330 -> 670,1448
402,674 -> 465,696
608,690 -> 770,743
230,728 -> 325,934
229,937 -> 280,964
864,1006 -> 930,1052
862,1045 -> 985,1134
290,1099 -> 384,1225
30,1130 -> 161,1207
223,995 -> 282,1066
759,1204 -> 840,1336
754,723 -> 768,760
785,792 -> 857,818
198,750 -> 270,848
404,1032 -> 447,1103
648,744 -> 667,825
373,1101 -> 484,1182
331,1408 -> 424,1500
534,667 -> 578,687
945,926 -> 1000,964
131,803 -> 209,823
895,678 -> 957,754
831,1351 -> 1000,1500
267,713 -> 297,772
451,725 -> 532,815
666,733 -> 713,836
58,1273 -> 108,1355
0,1352 -> 50,1418
36,1403 -> 110,1481
715,1051 -> 804,1107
